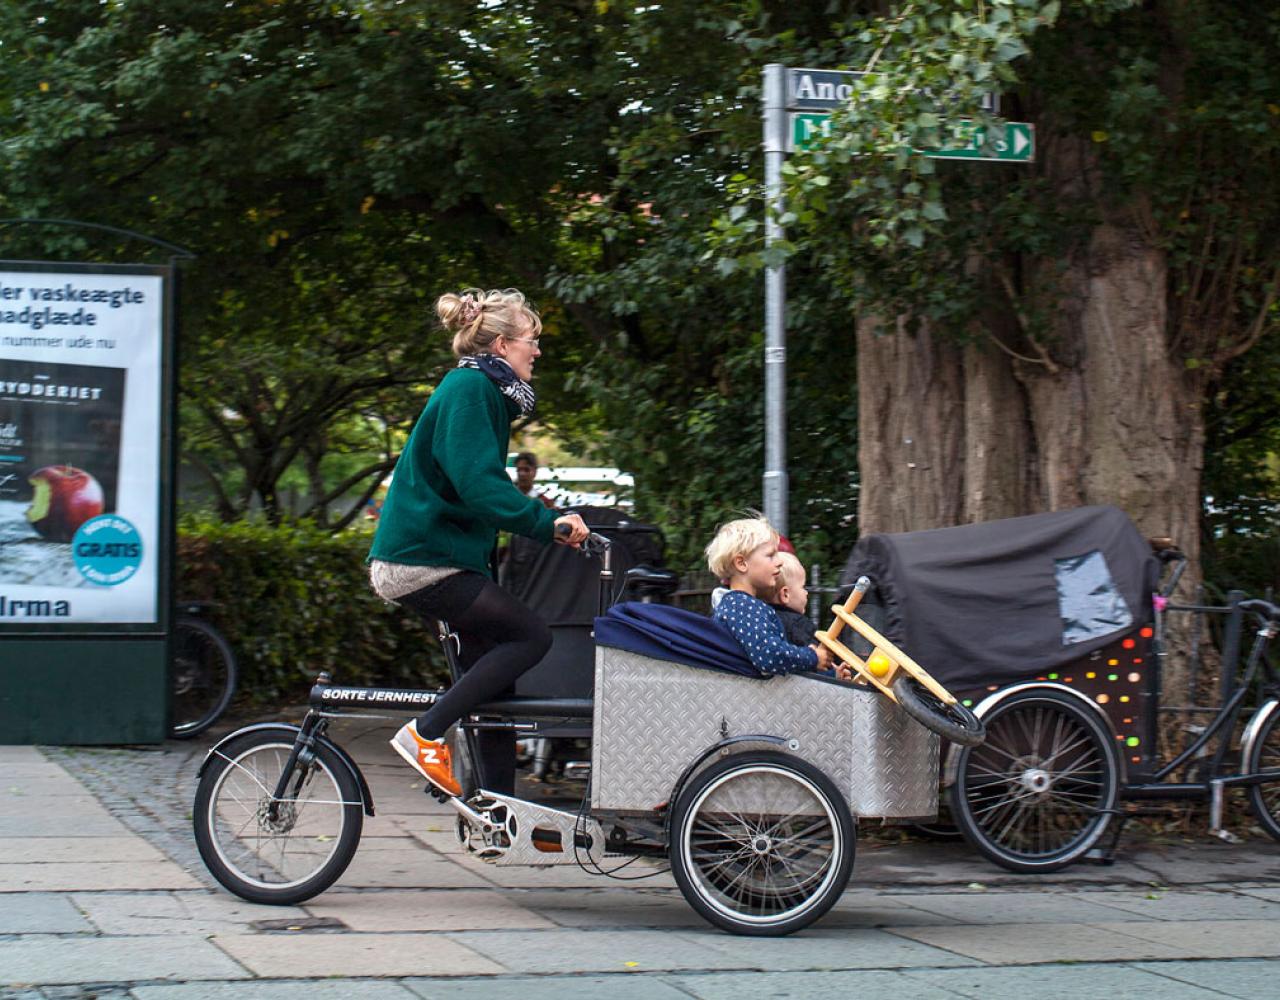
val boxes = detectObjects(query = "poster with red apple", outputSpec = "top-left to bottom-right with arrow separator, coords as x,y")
0,266 -> 163,625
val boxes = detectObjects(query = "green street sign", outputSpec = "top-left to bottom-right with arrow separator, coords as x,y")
788,113 -> 1034,162
924,121 -> 1034,162
789,112 -> 833,151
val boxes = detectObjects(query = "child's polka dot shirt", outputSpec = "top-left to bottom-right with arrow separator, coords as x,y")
713,590 -> 819,675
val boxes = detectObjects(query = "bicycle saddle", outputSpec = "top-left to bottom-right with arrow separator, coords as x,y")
623,564 -> 680,597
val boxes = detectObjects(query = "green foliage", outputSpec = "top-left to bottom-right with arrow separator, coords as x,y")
710,0 -> 1279,383
1202,328 -> 1280,597
540,2 -> 864,572
1,0 -> 1275,584
177,517 -> 446,705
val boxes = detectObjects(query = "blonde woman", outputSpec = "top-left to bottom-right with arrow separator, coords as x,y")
370,288 -> 588,796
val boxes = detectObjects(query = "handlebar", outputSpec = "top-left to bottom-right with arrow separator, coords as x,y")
554,522 -> 612,554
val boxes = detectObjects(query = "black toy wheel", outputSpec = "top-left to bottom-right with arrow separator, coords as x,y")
669,751 -> 854,936
949,689 -> 1120,873
893,674 -> 985,747
194,731 -> 363,904
1244,705 -> 1280,841
170,618 -> 238,739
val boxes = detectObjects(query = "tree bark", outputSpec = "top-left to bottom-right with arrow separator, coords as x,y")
855,314 -> 966,533
856,220 -> 1204,700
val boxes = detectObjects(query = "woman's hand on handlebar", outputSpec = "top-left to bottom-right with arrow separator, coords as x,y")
553,513 -> 590,548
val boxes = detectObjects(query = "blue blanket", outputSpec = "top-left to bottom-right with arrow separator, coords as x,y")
594,602 -> 765,678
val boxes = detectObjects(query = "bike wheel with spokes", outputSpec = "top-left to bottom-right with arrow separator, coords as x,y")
670,751 -> 854,936
949,689 -> 1119,873
170,618 -> 238,739
193,730 -> 363,904
892,674 -> 986,747
1244,705 -> 1280,841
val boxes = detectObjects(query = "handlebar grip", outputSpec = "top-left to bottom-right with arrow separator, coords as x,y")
1238,598 -> 1280,621
555,523 -> 571,538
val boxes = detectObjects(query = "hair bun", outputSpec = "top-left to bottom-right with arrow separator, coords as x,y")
436,289 -> 485,332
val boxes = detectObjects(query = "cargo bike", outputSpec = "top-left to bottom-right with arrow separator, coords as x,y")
836,505 -> 1280,874
192,528 -> 983,936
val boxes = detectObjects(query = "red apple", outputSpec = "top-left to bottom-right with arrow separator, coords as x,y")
25,465 -> 105,542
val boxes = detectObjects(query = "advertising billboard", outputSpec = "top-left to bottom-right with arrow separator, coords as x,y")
0,263 -> 169,627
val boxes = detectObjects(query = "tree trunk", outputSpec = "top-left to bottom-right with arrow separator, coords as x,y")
855,314 -> 966,533
856,220 -> 1204,700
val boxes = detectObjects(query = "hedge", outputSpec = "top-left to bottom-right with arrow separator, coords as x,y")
177,518 -> 448,706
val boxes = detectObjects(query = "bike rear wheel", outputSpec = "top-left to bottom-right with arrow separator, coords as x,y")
949,689 -> 1119,872
670,751 -> 854,936
170,617 -> 237,739
194,730 -> 363,904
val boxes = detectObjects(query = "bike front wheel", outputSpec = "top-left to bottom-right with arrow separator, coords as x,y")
193,730 -> 363,904
170,617 -> 238,739
892,674 -> 985,746
1244,705 -> 1280,841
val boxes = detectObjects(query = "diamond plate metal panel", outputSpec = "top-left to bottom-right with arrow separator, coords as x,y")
591,647 -> 938,819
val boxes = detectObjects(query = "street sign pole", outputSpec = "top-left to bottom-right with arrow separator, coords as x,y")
760,65 -> 1028,537
762,63 -> 788,534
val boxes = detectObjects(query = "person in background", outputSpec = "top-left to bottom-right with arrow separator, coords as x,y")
369,287 -> 589,797
705,516 -> 833,677
513,450 -> 556,509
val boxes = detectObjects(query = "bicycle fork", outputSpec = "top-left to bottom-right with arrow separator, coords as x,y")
266,712 -> 327,822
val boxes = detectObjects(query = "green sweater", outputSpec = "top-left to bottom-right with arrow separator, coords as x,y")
368,368 -> 558,576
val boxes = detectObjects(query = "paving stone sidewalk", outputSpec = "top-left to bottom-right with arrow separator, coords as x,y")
3,721 -> 1280,998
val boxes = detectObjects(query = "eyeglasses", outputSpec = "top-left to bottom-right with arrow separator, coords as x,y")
504,335 -> 540,349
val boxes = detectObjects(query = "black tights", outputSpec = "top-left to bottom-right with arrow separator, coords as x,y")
398,571 -> 551,794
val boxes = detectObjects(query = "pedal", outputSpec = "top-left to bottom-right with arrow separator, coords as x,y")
563,761 -> 591,781
423,784 -> 452,804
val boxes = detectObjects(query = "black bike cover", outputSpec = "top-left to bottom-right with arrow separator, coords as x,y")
500,506 -> 666,626
839,505 -> 1160,687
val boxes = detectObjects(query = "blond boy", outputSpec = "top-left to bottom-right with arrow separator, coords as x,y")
705,517 -> 833,676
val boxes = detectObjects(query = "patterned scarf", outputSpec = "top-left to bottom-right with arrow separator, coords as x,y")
456,354 -> 536,416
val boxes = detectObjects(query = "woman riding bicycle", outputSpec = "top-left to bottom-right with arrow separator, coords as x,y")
368,288 -> 588,797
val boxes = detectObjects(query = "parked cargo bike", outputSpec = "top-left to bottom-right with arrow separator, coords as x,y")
838,505 -> 1280,873
192,528 -> 984,936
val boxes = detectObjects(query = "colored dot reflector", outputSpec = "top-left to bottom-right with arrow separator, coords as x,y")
954,627 -> 1153,774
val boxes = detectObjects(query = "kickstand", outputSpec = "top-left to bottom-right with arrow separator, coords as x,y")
1086,808 -> 1128,865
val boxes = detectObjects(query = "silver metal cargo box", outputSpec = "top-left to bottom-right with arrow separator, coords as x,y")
590,646 -> 939,820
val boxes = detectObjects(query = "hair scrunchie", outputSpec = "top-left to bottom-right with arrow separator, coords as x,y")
458,294 -> 483,327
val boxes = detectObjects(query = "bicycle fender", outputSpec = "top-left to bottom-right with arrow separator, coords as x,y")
663,734 -> 792,840
198,722 -> 375,817
940,682 -> 1125,789
1241,699 -> 1280,771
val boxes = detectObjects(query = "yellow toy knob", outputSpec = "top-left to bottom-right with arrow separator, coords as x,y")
866,650 -> 894,678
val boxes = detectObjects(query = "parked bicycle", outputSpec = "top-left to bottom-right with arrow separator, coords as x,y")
169,602 -> 238,740
832,505 -> 1280,872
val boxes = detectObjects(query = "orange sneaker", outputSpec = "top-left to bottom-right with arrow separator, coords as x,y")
389,720 -> 461,797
